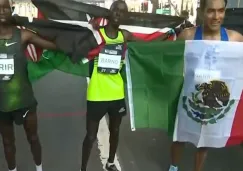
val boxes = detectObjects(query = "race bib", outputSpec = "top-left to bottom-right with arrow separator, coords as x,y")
194,69 -> 221,83
97,44 -> 123,74
0,54 -> 15,81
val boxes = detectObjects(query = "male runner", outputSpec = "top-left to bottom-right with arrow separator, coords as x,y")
0,0 -> 57,171
168,0 -> 243,171
81,1 -> 172,171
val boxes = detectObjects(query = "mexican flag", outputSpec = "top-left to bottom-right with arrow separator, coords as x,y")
126,41 -> 184,135
127,40 -> 243,147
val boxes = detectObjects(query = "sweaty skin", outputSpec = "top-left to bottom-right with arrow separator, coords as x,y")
81,1 -> 172,171
178,0 -> 243,41
0,0 -> 57,170
90,1 -> 172,42
177,27 -> 243,41
21,29 -> 56,50
170,1 -> 243,171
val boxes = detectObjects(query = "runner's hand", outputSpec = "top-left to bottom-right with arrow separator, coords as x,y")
89,17 -> 100,30
168,29 -> 175,36
161,29 -> 175,41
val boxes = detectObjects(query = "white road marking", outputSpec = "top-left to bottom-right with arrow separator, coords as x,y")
86,77 -> 122,171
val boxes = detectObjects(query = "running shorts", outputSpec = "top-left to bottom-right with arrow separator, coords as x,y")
0,105 -> 37,125
87,99 -> 126,121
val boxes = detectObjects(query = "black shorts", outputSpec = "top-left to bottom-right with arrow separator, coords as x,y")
87,99 -> 127,121
0,106 -> 37,125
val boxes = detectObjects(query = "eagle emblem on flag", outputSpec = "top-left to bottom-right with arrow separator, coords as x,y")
182,80 -> 235,125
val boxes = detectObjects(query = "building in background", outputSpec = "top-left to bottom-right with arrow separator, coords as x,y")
157,0 -> 173,15
13,0 -> 198,24
227,0 -> 243,8
155,0 -> 197,24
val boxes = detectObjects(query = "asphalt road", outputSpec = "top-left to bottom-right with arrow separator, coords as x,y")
1,70 -> 243,171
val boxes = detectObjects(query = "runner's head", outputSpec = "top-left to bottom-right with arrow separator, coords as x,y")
0,0 -> 13,23
109,0 -> 128,27
200,0 -> 227,32
180,10 -> 189,20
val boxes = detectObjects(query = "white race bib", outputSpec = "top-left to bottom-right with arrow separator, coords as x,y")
0,54 -> 7,59
98,53 -> 121,69
0,59 -> 14,75
97,43 -> 124,74
194,69 -> 221,83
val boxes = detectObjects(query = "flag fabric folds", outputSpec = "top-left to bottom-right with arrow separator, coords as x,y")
14,16 -> 101,63
126,40 -> 243,147
12,0 -> 243,149
173,40 -> 243,148
28,50 -> 89,83
14,1 -> 183,61
11,1 -> 182,82
126,41 -> 184,135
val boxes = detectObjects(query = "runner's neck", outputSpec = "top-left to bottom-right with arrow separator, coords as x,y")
202,25 -> 221,37
104,24 -> 119,39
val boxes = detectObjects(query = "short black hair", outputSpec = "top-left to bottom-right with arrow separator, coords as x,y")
200,0 -> 227,10
110,0 -> 128,11
181,10 -> 189,16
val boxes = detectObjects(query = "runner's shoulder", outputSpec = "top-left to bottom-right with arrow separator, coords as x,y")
226,29 -> 243,42
121,29 -> 129,35
121,29 -> 131,41
177,27 -> 197,40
